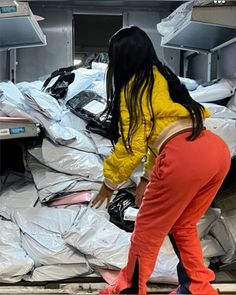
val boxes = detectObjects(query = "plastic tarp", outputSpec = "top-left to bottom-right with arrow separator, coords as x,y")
0,109 -> 7,116
0,220 -> 34,283
214,191 -> 236,247
223,209 -> 236,249
64,130 -> 98,153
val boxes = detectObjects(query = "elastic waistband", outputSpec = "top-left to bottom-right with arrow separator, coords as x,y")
154,119 -> 198,154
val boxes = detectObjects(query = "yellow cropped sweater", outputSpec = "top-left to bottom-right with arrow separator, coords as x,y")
103,67 -> 209,189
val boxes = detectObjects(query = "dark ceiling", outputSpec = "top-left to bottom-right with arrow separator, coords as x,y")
27,0 -> 186,11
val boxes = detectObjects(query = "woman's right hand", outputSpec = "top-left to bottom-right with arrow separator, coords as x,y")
135,177 -> 149,207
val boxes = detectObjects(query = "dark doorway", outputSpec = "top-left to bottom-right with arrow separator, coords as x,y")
73,14 -> 122,66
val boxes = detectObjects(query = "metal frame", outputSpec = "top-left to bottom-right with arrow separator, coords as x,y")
161,5 -> 236,54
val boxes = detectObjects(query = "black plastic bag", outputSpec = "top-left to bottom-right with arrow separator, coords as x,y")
42,66 -> 76,99
67,90 -> 112,139
108,189 -> 138,232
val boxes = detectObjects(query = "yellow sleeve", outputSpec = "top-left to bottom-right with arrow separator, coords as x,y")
103,91 -> 152,190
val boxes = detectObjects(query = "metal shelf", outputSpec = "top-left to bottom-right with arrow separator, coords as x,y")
0,117 -> 40,140
0,1 -> 46,50
161,5 -> 236,53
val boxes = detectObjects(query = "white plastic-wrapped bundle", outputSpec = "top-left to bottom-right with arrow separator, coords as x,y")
157,1 -> 193,36
91,62 -> 107,82
27,154 -> 102,203
24,263 -> 92,282
0,220 -> 34,283
63,206 -> 131,270
227,91 -> 236,112
0,97 -> 37,122
63,207 -> 181,283
28,138 -> 103,180
65,68 -> 100,102
0,81 -> 29,111
16,81 -> 44,92
205,117 -> 236,158
190,79 -> 234,103
149,236 -> 179,284
7,206 -> 90,273
0,179 -> 38,210
24,88 -> 63,121
178,76 -> 198,91
87,132 -> 113,157
88,80 -> 107,99
203,103 -> 236,119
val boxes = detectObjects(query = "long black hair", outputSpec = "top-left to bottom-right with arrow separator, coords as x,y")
105,26 -> 205,152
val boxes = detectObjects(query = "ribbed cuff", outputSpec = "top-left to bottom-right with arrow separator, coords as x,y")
104,178 -> 123,191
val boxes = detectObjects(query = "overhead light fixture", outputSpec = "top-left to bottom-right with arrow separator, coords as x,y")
214,0 -> 227,3
13,0 -> 19,6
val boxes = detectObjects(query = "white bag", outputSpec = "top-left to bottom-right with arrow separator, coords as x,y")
65,68 -> 99,102
0,220 -> 34,283
0,81 -> 29,111
8,206 -> 90,268
191,79 -> 234,103
24,88 -> 63,121
63,206 -> 131,269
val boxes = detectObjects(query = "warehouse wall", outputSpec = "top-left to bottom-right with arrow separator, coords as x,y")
15,5 -> 180,82
2,5 -> 235,83
187,42 -> 236,83
0,51 -> 8,81
219,42 -> 236,78
16,7 -> 73,82
124,11 -> 180,74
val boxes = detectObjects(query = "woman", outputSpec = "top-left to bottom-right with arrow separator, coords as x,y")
91,26 -> 230,294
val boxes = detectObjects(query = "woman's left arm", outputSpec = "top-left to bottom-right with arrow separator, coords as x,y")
91,95 -> 152,208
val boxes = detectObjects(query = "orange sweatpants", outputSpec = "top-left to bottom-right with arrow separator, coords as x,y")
108,130 -> 231,295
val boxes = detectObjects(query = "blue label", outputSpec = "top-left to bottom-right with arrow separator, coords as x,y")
9,127 -> 25,134
0,6 -> 17,14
